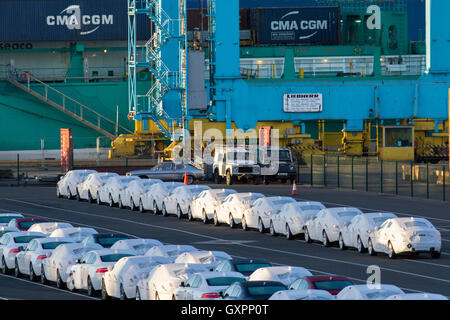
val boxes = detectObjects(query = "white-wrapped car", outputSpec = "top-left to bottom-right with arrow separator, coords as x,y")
102,255 -> 171,300
336,284 -> 404,300
97,176 -> 140,207
367,217 -> 441,259
304,207 -> 363,247
66,249 -> 135,296
214,193 -> 265,228
57,169 -> 97,199
174,271 -> 246,300
49,227 -> 98,243
174,250 -> 232,270
136,263 -> 211,300
118,179 -> 163,210
145,244 -> 198,262
339,212 -> 397,252
162,185 -> 212,219
0,213 -> 24,227
28,222 -> 74,235
269,289 -> 334,300
0,231 -> 46,274
15,237 -> 74,281
248,266 -> 312,287
386,293 -> 448,300
270,201 -> 326,239
110,238 -> 163,255
76,172 -> 118,203
42,242 -> 103,289
139,181 -> 185,214
189,189 -> 237,223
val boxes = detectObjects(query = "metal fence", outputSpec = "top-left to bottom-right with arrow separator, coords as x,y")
295,154 -> 449,202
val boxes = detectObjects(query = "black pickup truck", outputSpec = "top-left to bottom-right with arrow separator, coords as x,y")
258,147 -> 297,184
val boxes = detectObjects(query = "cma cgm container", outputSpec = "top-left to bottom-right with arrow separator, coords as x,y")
0,0 -> 151,41
250,7 -> 341,45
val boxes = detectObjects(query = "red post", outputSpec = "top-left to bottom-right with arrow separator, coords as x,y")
61,128 -> 73,173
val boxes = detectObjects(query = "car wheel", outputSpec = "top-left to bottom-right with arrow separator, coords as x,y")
56,188 -> 62,198
172,295 -> 176,300
368,238 -> 376,256
214,171 -> 221,184
269,221 -> 276,236
202,209 -> 208,224
242,217 -> 248,231
263,178 -> 270,185
431,251 -> 441,259
97,192 -> 101,205
304,227 -> 312,243
120,284 -> 127,300
322,230 -> 330,247
118,196 -> 123,209
226,171 -> 233,186
87,277 -> 96,296
286,224 -> 293,240
14,259 -> 20,278
76,190 -> 81,201
258,218 -> 265,233
357,236 -> 366,253
155,292 -> 160,300
135,288 -> 141,300
88,191 -> 93,204
388,241 -> 396,259
162,204 -> 168,217
338,233 -> 346,250
253,177 -> 261,185
213,212 -> 219,226
176,205 -> 183,219
108,194 -> 114,207
153,201 -> 159,215
187,207 -> 193,221
67,187 -> 72,200
101,280 -> 110,300
130,197 -> 137,211
56,270 -> 65,289
29,263 -> 36,282
40,270 -> 47,285
229,214 -> 235,229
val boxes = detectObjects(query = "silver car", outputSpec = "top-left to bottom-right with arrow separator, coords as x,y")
127,162 -> 203,184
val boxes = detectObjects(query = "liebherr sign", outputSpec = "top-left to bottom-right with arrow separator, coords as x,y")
0,0 -> 151,41
283,94 -> 323,113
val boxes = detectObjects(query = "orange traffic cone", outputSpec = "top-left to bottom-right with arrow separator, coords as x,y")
184,171 -> 189,185
292,180 -> 297,195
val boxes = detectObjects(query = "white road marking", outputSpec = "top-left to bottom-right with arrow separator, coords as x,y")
3,199 -> 450,286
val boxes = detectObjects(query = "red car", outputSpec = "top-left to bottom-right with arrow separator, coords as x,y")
288,276 -> 354,295
6,218 -> 49,231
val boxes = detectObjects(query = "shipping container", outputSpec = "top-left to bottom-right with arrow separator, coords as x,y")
0,0 -> 152,41
250,7 -> 340,46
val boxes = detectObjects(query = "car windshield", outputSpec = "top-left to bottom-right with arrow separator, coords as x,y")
313,280 -> 353,291
100,254 -> 134,262
235,263 -> 272,273
0,217 -> 17,223
272,200 -> 292,206
247,286 -> 286,296
206,277 -> 245,286
365,290 -> 401,300
42,241 -> 71,250
278,150 -> 291,161
404,221 -> 430,229
18,221 -> 45,229
337,211 -> 360,217
371,217 -> 391,226
299,205 -> 323,212
14,235 -> 46,243
97,237 -> 129,247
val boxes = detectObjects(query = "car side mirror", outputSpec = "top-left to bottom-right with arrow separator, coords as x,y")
180,281 -> 185,287
76,259 -> 82,264
218,291 -> 224,298
18,246 -> 24,252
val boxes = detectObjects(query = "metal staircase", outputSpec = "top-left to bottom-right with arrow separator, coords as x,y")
128,0 -> 187,142
8,70 -> 133,140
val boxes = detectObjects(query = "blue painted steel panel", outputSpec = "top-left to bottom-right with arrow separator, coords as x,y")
251,7 -> 340,45
0,0 -> 151,41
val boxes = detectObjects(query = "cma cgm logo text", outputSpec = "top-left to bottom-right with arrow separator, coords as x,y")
270,11 -> 328,40
46,5 -> 113,35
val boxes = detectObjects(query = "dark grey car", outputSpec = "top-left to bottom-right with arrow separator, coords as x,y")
126,162 -> 204,184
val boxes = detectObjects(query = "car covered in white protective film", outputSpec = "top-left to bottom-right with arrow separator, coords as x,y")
76,172 -> 118,203
97,176 -> 140,207
57,170 -> 97,199
49,227 -> 98,243
139,182 -> 185,214
214,193 -> 265,228
145,245 -> 198,262
189,189 -> 237,223
162,185 -> 212,219
118,179 -> 163,210
336,284 -> 405,300
269,289 -> 335,300
174,250 -> 232,270
110,238 -> 163,255
248,266 -> 312,286
28,222 -> 74,235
